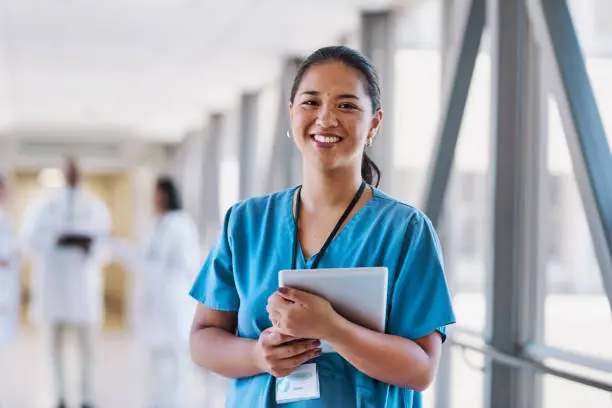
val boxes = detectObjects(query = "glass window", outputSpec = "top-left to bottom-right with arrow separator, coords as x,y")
393,0 -> 445,206
543,374 -> 612,408
451,347 -> 485,408
544,96 -> 612,360
445,38 -> 491,333
392,47 -> 441,205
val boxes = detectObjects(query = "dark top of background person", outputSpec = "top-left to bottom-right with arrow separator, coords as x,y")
155,176 -> 182,213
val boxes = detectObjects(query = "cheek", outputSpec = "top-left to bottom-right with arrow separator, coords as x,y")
292,109 -> 314,129
343,118 -> 370,143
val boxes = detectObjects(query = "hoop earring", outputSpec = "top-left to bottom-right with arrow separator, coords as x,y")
286,130 -> 292,139
366,138 -> 373,147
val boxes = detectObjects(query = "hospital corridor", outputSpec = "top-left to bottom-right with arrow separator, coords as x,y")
0,1 -> 611,408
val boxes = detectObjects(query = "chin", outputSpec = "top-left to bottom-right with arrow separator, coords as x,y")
310,158 -> 350,175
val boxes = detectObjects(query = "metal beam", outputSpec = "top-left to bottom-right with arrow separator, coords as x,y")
485,0 -> 538,407
423,0 -> 485,227
524,342 -> 612,374
238,92 -> 258,200
360,10 -> 396,191
450,337 -> 612,393
526,0 -> 612,312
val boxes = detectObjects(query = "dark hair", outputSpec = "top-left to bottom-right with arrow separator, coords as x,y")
289,46 -> 382,187
155,176 -> 182,211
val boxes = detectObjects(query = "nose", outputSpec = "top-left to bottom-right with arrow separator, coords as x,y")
315,103 -> 338,128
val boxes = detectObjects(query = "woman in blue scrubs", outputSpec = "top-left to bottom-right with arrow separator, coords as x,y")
189,45 -> 456,407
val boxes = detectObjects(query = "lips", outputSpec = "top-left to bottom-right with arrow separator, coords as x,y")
310,133 -> 342,145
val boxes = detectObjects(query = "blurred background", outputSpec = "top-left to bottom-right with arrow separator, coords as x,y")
0,0 -> 611,407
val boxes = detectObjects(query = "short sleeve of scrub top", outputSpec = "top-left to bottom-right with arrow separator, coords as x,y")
190,206 -> 239,312
190,187 -> 456,408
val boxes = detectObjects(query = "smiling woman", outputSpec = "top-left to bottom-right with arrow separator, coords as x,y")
289,46 -> 383,188
188,46 -> 455,408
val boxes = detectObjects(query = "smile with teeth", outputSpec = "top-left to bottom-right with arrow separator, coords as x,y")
312,134 -> 341,144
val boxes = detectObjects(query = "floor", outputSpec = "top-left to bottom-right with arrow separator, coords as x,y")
0,326 -> 229,408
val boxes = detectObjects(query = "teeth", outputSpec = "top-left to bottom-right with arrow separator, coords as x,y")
313,135 -> 341,144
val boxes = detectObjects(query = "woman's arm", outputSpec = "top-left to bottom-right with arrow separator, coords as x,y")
190,303 -> 262,378
190,303 -> 323,379
326,314 -> 442,391
268,288 -> 443,391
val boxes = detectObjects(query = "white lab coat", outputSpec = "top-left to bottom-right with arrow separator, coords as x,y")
20,187 -> 111,325
0,207 -> 20,343
138,210 -> 200,350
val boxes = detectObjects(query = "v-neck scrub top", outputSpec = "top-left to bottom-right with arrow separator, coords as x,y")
190,186 -> 456,408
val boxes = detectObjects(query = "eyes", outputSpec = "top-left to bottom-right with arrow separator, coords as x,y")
301,99 -> 359,111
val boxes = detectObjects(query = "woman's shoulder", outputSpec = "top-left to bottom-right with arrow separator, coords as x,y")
370,187 -> 431,227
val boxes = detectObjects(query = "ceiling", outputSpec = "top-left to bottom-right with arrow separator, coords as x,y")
0,0 -> 399,142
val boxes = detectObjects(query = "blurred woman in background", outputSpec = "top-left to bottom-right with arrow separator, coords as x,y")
140,176 -> 200,408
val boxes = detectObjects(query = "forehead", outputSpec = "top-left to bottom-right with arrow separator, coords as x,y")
297,61 -> 369,98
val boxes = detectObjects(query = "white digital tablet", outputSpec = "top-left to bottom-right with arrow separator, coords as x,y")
278,267 -> 389,333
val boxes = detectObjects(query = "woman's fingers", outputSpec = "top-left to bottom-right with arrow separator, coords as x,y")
270,347 -> 323,377
277,339 -> 321,359
261,327 -> 296,347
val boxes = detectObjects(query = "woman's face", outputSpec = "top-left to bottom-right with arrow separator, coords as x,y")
289,61 -> 382,174
153,187 -> 166,214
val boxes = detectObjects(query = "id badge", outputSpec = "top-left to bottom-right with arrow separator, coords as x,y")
275,363 -> 320,404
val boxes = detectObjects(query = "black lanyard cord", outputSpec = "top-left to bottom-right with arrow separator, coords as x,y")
291,180 -> 367,270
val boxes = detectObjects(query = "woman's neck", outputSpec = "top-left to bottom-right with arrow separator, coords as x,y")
300,167 -> 363,210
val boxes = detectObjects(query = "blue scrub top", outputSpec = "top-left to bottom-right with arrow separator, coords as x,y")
190,186 -> 456,408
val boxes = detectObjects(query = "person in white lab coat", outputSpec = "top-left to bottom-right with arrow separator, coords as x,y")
0,175 -> 20,408
140,176 -> 200,408
0,175 -> 20,346
20,158 -> 111,408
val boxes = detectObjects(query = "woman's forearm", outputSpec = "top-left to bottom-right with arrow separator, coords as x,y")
325,317 -> 436,391
190,327 -> 264,379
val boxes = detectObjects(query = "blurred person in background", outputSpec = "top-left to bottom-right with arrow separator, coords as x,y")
0,174 -> 20,342
139,176 -> 200,408
0,174 -> 21,406
20,157 -> 111,408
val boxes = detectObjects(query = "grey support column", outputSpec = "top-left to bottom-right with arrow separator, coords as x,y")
485,0 -> 544,406
527,0 -> 612,312
266,58 -> 302,193
360,11 -> 396,192
513,19 -> 548,408
201,114 -> 223,242
239,92 -> 259,200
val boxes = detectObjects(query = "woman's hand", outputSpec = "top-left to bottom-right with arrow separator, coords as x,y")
252,328 -> 322,378
266,287 -> 342,340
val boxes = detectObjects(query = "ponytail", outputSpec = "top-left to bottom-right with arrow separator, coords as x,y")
361,151 -> 381,188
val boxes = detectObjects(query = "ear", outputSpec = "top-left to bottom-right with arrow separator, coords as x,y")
367,108 -> 383,142
289,102 -> 294,123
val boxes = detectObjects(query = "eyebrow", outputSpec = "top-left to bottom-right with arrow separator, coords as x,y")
300,90 -> 360,100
